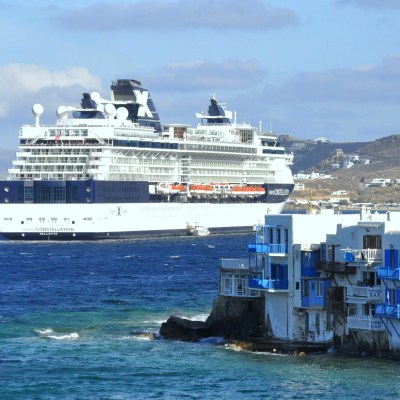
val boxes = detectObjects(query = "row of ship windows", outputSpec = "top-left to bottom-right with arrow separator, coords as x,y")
48,130 -> 89,136
27,150 -> 90,156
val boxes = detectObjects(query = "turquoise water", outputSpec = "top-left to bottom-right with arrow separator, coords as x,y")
1,235 -> 400,399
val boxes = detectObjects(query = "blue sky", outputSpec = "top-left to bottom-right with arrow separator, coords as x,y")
1,0 -> 400,149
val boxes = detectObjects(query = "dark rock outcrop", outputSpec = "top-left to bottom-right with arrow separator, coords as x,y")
160,295 -> 265,342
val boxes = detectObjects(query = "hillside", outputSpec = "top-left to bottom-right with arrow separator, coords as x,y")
291,134 -> 400,205
291,141 -> 367,174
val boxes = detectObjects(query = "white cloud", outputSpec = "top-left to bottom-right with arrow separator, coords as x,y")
0,64 -> 102,149
0,64 -> 102,99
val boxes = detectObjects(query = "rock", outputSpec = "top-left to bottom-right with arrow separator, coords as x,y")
159,315 -> 210,342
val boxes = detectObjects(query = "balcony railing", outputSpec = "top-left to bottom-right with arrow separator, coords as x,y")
248,243 -> 287,255
377,267 -> 400,280
343,248 -> 382,263
248,277 -> 289,291
346,315 -> 385,331
346,285 -> 383,303
220,258 -> 259,271
375,304 -> 400,319
316,260 -> 356,274
219,271 -> 260,298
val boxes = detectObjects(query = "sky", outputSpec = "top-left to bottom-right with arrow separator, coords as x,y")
1,0 -> 400,149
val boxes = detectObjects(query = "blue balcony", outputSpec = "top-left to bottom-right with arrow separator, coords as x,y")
302,295 -> 325,308
377,267 -> 400,280
248,277 -> 289,290
248,243 -> 287,255
375,304 -> 400,319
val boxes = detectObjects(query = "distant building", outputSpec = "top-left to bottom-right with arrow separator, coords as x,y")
348,155 -> 360,162
343,160 -> 354,169
331,190 -> 348,196
294,183 -> 305,191
313,137 -> 330,144
334,149 -> 343,157
370,178 -> 391,187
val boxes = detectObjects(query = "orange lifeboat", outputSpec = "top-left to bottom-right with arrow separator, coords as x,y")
170,184 -> 185,193
189,184 -> 213,194
231,185 -> 266,195
158,183 -> 185,194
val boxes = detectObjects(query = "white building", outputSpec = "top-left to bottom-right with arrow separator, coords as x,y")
370,178 -> 391,187
219,210 -> 360,346
218,208 -> 400,353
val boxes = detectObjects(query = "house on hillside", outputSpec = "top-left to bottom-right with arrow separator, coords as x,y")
370,178 -> 391,187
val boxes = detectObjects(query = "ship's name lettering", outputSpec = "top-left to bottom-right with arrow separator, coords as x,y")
268,189 -> 289,196
35,227 -> 75,232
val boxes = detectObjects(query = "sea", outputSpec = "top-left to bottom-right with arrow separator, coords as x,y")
1,233 -> 400,400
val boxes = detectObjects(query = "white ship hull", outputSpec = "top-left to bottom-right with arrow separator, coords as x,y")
0,201 -> 285,240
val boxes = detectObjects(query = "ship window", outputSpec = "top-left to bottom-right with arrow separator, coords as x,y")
54,187 -> 66,202
4,187 -> 9,192
24,186 -> 34,202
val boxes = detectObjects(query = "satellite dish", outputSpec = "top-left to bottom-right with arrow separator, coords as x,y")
56,106 -> 69,119
104,103 -> 116,117
90,91 -> 101,104
32,104 -> 44,116
116,107 -> 128,121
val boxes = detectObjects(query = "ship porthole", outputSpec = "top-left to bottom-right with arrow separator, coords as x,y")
4,198 -> 9,203
4,187 -> 9,192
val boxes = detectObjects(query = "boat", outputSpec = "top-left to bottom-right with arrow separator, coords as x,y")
0,79 -> 294,240
186,223 -> 210,237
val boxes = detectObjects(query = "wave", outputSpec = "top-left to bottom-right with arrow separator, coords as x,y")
35,328 -> 79,341
35,328 -> 54,335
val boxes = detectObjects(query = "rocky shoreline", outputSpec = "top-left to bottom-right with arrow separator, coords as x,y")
159,295 -> 331,355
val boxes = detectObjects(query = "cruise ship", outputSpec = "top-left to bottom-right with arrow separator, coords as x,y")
0,79 -> 294,240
